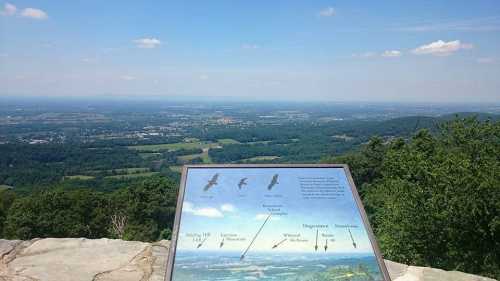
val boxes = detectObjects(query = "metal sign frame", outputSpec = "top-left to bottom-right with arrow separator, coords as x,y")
165,164 -> 391,281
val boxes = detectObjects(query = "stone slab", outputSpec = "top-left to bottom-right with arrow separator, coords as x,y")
0,238 -> 495,281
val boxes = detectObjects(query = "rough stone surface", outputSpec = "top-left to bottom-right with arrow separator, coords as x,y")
384,260 -> 496,281
0,238 -> 496,281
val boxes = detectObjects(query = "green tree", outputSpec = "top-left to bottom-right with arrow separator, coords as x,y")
109,176 -> 178,241
322,136 -> 391,200
362,119 -> 500,278
4,189 -> 110,239
0,189 -> 17,236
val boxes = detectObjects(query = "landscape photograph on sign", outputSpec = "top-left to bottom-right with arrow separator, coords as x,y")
169,165 -> 388,281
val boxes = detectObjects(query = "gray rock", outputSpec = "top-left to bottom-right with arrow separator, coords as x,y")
385,260 -> 496,281
0,240 -> 21,258
0,238 -> 496,281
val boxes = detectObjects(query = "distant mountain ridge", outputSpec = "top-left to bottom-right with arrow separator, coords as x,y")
373,112 -> 499,136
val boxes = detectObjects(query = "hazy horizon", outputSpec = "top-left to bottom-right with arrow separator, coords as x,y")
1,94 -> 500,106
1,1 -> 500,103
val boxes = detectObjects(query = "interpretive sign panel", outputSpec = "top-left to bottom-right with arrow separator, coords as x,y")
165,164 -> 391,281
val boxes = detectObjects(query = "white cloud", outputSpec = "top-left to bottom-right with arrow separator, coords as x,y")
183,202 -> 195,213
220,204 -> 236,212
254,213 -> 280,221
183,201 -> 224,218
120,75 -> 136,81
319,7 -> 335,17
382,50 -> 402,57
392,17 -> 500,32
199,74 -> 209,80
255,214 -> 269,220
194,207 -> 224,218
1,3 -> 16,16
242,44 -> 260,50
134,38 -> 162,49
476,57 -> 496,64
412,40 -> 473,56
21,8 -> 48,20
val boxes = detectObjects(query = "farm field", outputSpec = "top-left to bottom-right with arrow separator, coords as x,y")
110,168 -> 150,173
177,149 -> 212,164
105,172 -> 159,179
0,184 -> 13,190
240,156 -> 280,162
139,152 -> 162,159
127,139 -> 238,152
128,141 -> 213,152
63,175 -> 95,180
217,138 -> 240,145
169,166 -> 183,173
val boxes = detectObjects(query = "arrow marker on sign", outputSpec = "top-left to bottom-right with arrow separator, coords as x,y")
348,228 -> 357,249
314,229 -> 319,251
240,214 -> 271,260
196,236 -> 208,249
272,238 -> 287,249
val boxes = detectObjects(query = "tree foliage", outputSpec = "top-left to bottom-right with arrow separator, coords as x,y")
109,177 -> 178,241
2,176 -> 178,242
328,118 -> 499,278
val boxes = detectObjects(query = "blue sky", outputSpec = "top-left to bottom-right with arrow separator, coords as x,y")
1,1 -> 500,102
176,167 -> 374,254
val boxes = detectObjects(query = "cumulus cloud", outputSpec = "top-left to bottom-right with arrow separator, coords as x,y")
134,38 -> 162,49
382,50 -> 402,57
319,7 -> 336,17
254,214 -> 269,220
183,201 -> 224,218
1,3 -> 16,16
254,213 -> 280,221
392,17 -> 500,32
412,40 -> 473,56
220,204 -> 236,212
193,207 -> 224,218
183,202 -> 195,213
21,7 -> 48,19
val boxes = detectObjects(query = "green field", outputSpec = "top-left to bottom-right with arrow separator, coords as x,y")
178,149 -> 212,164
128,139 -> 238,152
169,166 -> 183,173
105,172 -> 159,179
64,175 -> 96,180
139,152 -> 162,159
245,140 -> 272,145
217,138 -> 240,145
128,141 -> 219,152
240,156 -> 280,162
0,184 -> 13,190
111,167 -> 150,173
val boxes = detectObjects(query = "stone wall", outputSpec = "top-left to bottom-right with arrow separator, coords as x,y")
0,238 -> 496,281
